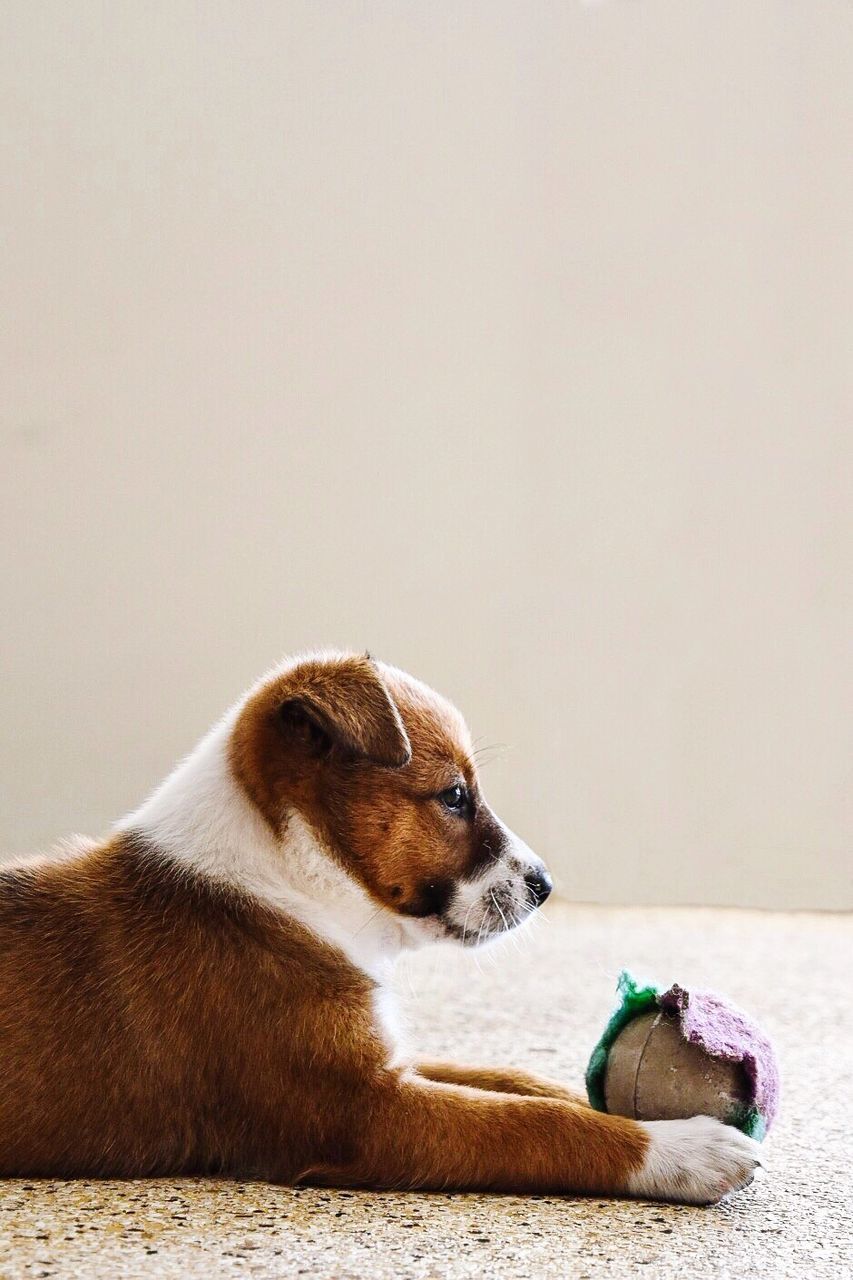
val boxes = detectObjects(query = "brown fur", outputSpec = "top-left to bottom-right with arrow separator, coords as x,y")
0,654 -> 650,1192
230,655 -> 498,916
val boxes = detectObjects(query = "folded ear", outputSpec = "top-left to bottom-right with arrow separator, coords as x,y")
276,654 -> 411,768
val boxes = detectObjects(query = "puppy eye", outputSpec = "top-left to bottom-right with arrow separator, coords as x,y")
438,784 -> 467,813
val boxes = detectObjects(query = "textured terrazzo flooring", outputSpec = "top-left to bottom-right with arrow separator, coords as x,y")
1,901 -> 851,1279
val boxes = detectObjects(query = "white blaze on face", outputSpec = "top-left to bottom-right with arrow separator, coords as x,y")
443,822 -> 549,947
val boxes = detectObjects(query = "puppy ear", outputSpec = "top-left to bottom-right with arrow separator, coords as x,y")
276,655 -> 411,768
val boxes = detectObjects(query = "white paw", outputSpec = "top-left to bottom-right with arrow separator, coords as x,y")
627,1115 -> 764,1205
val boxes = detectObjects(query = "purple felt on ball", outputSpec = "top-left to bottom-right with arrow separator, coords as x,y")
658,983 -> 781,1133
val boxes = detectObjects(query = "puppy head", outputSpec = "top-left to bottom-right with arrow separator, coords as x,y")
230,652 -> 551,946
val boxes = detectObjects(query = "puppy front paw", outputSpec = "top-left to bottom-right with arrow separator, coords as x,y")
626,1115 -> 764,1205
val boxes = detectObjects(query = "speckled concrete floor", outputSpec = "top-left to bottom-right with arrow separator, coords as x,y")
2,902 -> 851,1279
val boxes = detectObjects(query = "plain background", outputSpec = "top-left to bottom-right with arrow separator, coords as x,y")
2,2 -> 851,909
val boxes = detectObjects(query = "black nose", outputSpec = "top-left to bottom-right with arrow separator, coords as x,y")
524,867 -> 552,907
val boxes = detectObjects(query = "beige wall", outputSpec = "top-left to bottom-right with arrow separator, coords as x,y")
2,2 -> 851,908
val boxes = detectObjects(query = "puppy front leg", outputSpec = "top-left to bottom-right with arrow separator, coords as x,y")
414,1060 -> 589,1105
327,1075 -> 761,1202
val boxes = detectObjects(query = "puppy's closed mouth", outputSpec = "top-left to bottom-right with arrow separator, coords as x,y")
441,867 -> 552,947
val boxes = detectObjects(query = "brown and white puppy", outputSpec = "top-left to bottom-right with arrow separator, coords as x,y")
0,653 -> 761,1201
